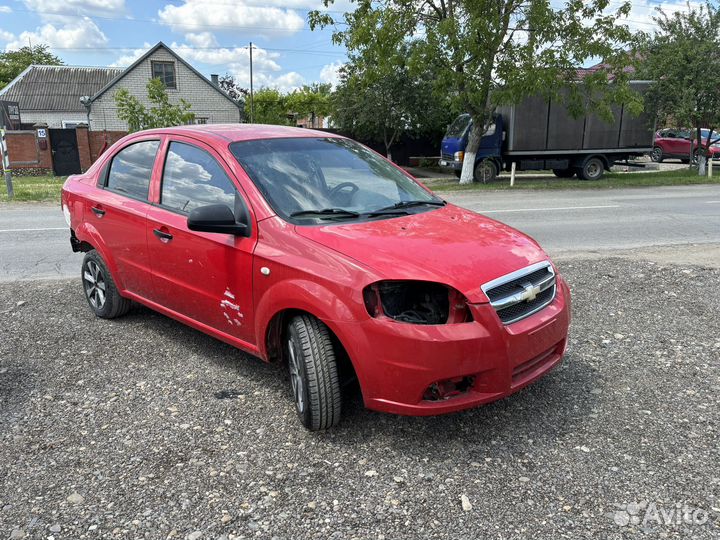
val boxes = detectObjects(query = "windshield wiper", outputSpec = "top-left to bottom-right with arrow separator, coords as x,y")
371,200 -> 446,213
289,208 -> 360,220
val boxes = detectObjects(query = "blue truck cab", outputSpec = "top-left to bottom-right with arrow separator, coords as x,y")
439,114 -> 504,181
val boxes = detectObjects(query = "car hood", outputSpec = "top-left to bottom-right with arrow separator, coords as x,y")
295,204 -> 550,304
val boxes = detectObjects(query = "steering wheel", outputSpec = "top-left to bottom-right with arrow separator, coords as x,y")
329,182 -> 359,199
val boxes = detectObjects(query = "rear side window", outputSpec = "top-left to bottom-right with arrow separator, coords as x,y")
106,140 -> 160,200
161,142 -> 236,213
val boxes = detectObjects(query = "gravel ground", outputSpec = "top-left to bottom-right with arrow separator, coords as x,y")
1,257 -> 719,540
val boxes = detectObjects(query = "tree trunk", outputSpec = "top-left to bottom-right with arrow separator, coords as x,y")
459,123 -> 482,184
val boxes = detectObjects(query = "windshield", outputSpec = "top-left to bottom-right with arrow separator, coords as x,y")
445,114 -> 472,138
230,137 -> 442,223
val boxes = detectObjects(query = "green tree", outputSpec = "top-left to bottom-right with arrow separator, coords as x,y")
247,88 -> 291,125
332,45 -> 453,159
311,0 -> 637,183
285,83 -> 333,128
636,1 -> 720,175
0,45 -> 63,89
115,78 -> 194,132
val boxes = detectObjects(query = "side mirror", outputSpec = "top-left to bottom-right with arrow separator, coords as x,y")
187,204 -> 249,236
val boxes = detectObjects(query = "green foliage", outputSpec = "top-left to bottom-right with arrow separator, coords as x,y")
331,42 -> 454,158
310,0 -> 637,181
0,45 -> 64,89
115,78 -> 194,132
246,88 -> 291,125
285,83 -> 332,126
636,1 -> 720,168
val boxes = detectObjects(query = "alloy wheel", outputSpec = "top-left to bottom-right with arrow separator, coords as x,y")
287,336 -> 306,414
83,260 -> 106,310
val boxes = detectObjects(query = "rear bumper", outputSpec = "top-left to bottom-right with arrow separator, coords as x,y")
339,277 -> 571,416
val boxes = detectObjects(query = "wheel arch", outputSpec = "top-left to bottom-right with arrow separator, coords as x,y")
73,222 -> 126,291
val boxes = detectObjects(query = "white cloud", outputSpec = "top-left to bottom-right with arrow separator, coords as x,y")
319,61 -> 343,88
109,42 -> 153,67
158,0 -> 305,35
184,32 -> 217,48
0,29 -> 13,42
21,0 -> 125,17
0,6 -> 12,13
607,0 -> 702,33
5,17 -> 108,51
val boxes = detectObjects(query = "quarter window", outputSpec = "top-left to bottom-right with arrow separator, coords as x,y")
151,61 -> 176,89
106,140 -> 160,200
161,142 -> 237,213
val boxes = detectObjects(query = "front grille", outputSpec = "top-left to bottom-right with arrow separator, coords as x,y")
441,152 -> 454,161
482,262 -> 556,324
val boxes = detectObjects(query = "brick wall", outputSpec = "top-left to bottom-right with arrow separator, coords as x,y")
5,129 -> 53,170
88,130 -> 127,163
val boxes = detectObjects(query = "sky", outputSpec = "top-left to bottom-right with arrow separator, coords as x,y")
0,0 -> 700,93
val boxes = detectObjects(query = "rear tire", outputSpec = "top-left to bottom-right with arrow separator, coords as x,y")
552,168 -> 575,178
81,250 -> 131,319
286,315 -> 342,430
473,159 -> 497,183
577,157 -> 605,181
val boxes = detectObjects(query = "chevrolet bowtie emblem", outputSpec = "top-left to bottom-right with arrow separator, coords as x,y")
521,282 -> 541,302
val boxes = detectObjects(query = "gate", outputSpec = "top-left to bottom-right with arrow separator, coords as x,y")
49,129 -> 81,176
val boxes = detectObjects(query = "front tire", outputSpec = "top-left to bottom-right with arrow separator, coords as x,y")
577,157 -> 605,181
651,146 -> 663,162
286,315 -> 342,430
473,159 -> 497,183
81,250 -> 131,319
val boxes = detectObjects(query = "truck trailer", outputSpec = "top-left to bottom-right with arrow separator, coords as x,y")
439,81 -> 655,181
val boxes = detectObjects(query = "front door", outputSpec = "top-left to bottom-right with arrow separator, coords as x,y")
146,139 -> 256,346
49,129 -> 82,175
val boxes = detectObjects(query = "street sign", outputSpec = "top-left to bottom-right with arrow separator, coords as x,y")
0,101 -> 21,130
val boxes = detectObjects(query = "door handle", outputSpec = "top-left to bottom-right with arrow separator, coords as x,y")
153,228 -> 173,242
91,206 -> 105,217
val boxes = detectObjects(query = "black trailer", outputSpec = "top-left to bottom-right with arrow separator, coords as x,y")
497,81 -> 655,180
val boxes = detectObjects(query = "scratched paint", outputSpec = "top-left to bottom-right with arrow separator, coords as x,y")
220,288 -> 243,327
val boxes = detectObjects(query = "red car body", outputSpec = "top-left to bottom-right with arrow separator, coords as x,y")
61,125 -> 571,420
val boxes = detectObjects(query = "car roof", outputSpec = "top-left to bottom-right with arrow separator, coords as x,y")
138,123 -> 342,143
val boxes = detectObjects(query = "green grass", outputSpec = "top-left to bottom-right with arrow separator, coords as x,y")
429,168 -> 720,192
0,175 -> 66,202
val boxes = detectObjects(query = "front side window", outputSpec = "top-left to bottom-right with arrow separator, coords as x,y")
230,137 -> 442,224
161,142 -> 237,213
151,61 -> 176,89
106,140 -> 160,200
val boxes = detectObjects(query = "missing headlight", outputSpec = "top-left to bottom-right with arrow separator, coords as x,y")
363,281 -> 472,324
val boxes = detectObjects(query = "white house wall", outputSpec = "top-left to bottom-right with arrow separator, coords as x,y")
90,48 -> 241,131
18,111 -> 88,129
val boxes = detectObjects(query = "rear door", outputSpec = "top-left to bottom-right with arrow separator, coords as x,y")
88,137 -> 161,296
145,137 -> 257,345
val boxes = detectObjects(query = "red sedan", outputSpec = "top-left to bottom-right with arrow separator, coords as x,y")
61,125 -> 571,430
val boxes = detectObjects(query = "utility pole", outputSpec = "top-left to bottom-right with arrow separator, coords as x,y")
1,126 -> 13,200
249,42 -> 255,123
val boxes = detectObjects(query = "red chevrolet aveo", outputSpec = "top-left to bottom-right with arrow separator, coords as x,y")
62,125 -> 571,430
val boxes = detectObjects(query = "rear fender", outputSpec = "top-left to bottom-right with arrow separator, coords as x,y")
73,221 -> 125,291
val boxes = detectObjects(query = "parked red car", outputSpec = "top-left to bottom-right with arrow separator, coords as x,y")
61,125 -> 571,430
652,128 -> 720,162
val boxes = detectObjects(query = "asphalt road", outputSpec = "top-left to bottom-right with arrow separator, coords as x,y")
0,184 -> 719,281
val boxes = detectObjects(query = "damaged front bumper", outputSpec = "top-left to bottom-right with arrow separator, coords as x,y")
340,276 -> 571,416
